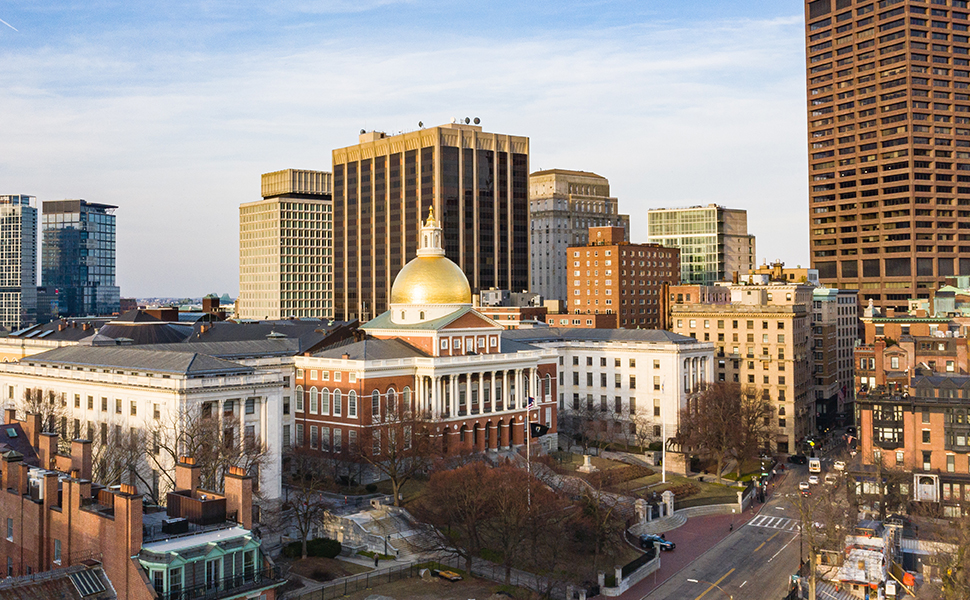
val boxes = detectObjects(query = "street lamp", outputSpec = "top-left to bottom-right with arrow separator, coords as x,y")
686,578 -> 733,600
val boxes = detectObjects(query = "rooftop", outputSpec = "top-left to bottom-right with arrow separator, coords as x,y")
20,346 -> 252,376
504,327 -> 699,345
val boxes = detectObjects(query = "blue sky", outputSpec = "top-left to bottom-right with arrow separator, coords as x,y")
0,0 -> 808,297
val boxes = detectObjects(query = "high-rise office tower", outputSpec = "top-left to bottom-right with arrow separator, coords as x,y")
0,195 -> 38,330
238,169 -> 333,320
332,122 -> 530,321
42,200 -> 119,317
646,204 -> 756,284
805,0 -> 970,314
529,170 -> 630,306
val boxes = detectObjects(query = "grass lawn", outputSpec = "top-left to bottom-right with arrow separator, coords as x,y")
371,477 -> 429,506
612,473 -> 741,503
552,451 -> 630,472
287,557 -> 373,582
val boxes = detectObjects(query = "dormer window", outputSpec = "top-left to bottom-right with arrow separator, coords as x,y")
401,311 -> 406,320
420,311 -> 425,320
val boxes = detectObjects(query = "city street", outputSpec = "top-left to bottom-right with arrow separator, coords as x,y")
639,466 -> 805,600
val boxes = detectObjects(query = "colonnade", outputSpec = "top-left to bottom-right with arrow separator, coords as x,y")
412,366 -> 544,419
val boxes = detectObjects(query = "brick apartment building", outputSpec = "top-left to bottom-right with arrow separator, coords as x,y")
857,371 -> 970,518
567,226 -> 679,329
0,409 -> 282,599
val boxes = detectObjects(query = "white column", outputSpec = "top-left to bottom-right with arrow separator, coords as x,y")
450,375 -> 457,417
513,369 -> 522,410
502,371 -> 510,412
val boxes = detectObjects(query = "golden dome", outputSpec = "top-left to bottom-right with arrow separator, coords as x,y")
389,255 -> 471,305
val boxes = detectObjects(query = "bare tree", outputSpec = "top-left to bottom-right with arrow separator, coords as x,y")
355,406 -> 439,506
560,401 -> 607,455
730,386 -> 775,478
90,426 -> 158,501
147,402 -> 269,501
17,388 -> 69,452
573,485 -> 626,578
677,382 -> 740,483
629,412 -> 656,453
789,473 -> 855,600
412,461 -> 497,574
283,446 -> 336,559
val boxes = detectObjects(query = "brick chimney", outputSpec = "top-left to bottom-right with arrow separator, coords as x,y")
1,452 -> 22,490
38,432 -> 58,470
224,466 -> 253,530
71,439 -> 92,480
3,408 -> 15,425
175,456 -> 200,493
22,412 -> 41,449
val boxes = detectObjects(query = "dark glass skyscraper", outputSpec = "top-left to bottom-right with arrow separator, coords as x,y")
332,123 -> 530,321
42,200 -> 120,317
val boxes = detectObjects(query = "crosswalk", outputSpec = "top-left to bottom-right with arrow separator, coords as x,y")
747,515 -> 800,531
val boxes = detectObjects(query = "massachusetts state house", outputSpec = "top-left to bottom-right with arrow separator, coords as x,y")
293,210 -> 558,457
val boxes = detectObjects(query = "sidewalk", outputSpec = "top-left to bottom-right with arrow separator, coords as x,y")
618,505 -> 758,599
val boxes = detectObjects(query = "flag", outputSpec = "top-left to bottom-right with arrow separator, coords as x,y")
530,423 -> 549,438
528,396 -> 535,408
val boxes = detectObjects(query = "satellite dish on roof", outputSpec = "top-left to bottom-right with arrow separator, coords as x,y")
360,129 -> 366,134
474,117 -> 480,124
464,117 -> 470,124
418,121 -> 423,128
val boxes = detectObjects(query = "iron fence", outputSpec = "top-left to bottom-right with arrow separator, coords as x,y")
285,556 -> 569,600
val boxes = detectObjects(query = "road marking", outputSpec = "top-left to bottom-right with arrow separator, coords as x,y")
767,534 -> 798,563
748,516 -> 799,531
694,568 -> 735,600
740,581 -> 747,588
754,530 -> 782,552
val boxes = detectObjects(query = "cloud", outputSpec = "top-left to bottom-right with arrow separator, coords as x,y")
0,7 -> 809,296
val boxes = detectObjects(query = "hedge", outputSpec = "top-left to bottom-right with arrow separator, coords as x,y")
283,538 -> 342,559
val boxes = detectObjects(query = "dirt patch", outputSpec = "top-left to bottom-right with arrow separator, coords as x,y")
288,557 -> 373,582
335,576 -> 531,600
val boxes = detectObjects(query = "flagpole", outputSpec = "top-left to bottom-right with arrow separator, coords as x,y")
662,378 -> 666,484
526,392 -> 532,508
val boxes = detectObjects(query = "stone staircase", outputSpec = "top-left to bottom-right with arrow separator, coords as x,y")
629,512 -> 688,536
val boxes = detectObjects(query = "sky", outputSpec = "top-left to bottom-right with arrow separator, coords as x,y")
0,0 -> 809,298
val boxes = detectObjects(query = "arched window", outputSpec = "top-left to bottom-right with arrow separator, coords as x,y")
320,388 -> 330,415
545,374 -> 552,400
333,390 -> 342,416
419,311 -> 425,320
348,390 -> 358,418
387,388 -> 397,416
309,387 -> 319,414
295,386 -> 305,412
372,389 -> 381,422
402,387 -> 412,413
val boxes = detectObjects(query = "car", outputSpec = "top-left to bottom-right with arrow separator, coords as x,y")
824,474 -> 838,485
639,534 -> 676,551
436,570 -> 463,582
788,454 -> 808,465
833,460 -> 846,471
799,481 -> 810,491
808,475 -> 820,485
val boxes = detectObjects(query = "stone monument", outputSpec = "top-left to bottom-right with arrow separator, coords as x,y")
577,454 -> 599,473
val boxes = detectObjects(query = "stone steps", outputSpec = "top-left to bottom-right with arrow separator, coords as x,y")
630,513 -> 688,536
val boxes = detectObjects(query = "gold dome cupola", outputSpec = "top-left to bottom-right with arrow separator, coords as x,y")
388,207 -> 471,323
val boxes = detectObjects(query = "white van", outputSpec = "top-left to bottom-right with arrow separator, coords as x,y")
808,457 -> 821,474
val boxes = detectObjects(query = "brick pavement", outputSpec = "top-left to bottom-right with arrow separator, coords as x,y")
618,472 -> 790,599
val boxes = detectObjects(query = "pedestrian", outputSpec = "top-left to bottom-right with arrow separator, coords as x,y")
374,554 -> 379,567
729,523 -> 733,531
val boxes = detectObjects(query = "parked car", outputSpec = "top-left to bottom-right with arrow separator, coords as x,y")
808,475 -> 820,485
639,534 -> 675,551
833,460 -> 846,471
436,570 -> 463,582
788,454 -> 808,465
